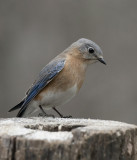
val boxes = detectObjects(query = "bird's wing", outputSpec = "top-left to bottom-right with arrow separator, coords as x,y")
16,57 -> 66,117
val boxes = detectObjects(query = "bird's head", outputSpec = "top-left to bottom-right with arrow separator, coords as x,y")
70,38 -> 106,65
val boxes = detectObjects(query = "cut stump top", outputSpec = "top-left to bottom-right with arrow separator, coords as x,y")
0,117 -> 137,160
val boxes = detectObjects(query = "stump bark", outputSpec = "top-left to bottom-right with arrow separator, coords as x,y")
0,117 -> 137,160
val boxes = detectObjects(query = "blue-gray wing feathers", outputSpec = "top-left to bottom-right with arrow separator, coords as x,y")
15,58 -> 66,117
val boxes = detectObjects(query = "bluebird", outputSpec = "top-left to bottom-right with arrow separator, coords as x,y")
9,38 -> 106,118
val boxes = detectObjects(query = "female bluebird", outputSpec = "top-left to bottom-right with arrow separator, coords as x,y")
9,38 -> 106,118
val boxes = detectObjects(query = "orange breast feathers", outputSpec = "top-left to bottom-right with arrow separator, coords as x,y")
35,49 -> 88,101
61,53 -> 87,91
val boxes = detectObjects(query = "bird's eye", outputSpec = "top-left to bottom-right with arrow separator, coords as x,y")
88,47 -> 94,53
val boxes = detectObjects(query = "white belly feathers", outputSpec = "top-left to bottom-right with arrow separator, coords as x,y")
39,84 -> 78,108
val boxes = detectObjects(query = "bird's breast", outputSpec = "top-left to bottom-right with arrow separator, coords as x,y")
34,54 -> 87,108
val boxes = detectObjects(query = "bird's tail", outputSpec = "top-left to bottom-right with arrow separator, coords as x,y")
8,100 -> 25,112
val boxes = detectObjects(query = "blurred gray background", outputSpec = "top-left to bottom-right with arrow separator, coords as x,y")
1,0 -> 137,124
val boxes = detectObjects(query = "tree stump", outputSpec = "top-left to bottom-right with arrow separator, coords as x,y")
0,117 -> 137,160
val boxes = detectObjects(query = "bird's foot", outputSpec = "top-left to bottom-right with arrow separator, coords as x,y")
60,115 -> 72,118
52,107 -> 72,118
38,113 -> 55,118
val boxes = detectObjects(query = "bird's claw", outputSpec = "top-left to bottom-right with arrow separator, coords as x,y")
61,115 -> 72,118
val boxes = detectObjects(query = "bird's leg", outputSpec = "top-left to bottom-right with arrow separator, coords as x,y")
38,105 -> 55,118
53,107 -> 72,118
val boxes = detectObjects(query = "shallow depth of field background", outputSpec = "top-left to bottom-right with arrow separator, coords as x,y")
0,0 -> 137,124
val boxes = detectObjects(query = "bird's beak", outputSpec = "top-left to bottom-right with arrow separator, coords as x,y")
97,57 -> 106,65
